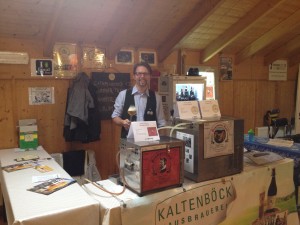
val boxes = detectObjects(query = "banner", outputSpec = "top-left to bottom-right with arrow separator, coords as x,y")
121,159 -> 298,225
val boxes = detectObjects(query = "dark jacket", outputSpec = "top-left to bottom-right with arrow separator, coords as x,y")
64,72 -> 101,143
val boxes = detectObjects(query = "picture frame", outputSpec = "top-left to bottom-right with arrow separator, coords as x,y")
139,51 -> 156,66
220,56 -> 233,81
28,87 -> 55,105
53,42 -> 78,77
115,49 -> 134,65
30,59 -> 54,77
82,46 -> 106,69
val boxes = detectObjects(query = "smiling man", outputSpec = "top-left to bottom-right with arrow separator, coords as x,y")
111,62 -> 166,138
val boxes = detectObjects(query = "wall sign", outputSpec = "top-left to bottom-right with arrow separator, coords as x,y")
82,46 -> 105,69
220,56 -> 233,81
31,59 -> 53,76
269,60 -> 287,81
28,87 -> 55,105
115,49 -> 134,65
53,43 -> 78,77
91,72 -> 131,120
139,51 -> 156,66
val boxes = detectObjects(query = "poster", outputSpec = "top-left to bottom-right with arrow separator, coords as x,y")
176,131 -> 195,173
82,47 -> 105,69
53,43 -> 78,77
91,72 -> 131,120
30,59 -> 53,76
28,87 -> 55,105
204,120 -> 234,158
269,60 -> 287,81
220,57 -> 233,80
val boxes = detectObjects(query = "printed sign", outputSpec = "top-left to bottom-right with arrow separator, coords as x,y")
91,72 -> 131,120
127,121 -> 160,142
31,59 -> 53,76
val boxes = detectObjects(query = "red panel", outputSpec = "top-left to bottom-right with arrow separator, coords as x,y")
142,147 -> 181,192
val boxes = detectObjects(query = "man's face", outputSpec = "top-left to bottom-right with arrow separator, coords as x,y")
134,66 -> 150,87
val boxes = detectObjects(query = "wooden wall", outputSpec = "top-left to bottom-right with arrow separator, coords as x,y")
0,38 -> 298,179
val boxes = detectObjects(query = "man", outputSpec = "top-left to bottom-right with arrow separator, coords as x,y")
111,62 -> 166,138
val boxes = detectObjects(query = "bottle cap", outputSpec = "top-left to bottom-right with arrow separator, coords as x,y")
248,129 -> 254,134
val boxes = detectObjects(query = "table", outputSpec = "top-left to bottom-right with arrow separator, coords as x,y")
244,135 -> 300,204
84,158 -> 299,225
0,146 -> 99,225
244,135 -> 300,167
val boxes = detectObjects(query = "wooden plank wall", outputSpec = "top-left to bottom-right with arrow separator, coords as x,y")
0,38 -> 298,179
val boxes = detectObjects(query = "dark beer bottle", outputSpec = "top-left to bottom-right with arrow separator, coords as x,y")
265,168 -> 277,213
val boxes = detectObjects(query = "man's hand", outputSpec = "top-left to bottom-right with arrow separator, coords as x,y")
122,119 -> 131,130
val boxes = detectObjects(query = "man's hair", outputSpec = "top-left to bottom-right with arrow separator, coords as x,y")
133,62 -> 152,75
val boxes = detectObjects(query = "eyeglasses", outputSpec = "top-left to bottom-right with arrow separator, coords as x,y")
135,72 -> 150,76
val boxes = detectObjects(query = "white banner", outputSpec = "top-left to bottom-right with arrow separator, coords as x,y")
120,159 -> 298,225
122,180 -> 236,225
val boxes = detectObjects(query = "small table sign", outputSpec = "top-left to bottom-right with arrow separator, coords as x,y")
199,100 -> 221,119
177,101 -> 201,120
127,121 -> 160,142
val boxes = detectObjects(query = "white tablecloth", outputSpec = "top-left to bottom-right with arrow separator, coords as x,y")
0,146 -> 99,225
84,158 -> 299,225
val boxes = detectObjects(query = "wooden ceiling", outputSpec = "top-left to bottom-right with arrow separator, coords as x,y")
1,0 -> 300,66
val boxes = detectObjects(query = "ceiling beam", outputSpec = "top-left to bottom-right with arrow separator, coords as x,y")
157,0 -> 225,63
264,35 -> 300,65
43,0 -> 65,57
235,9 -> 300,64
202,0 -> 286,63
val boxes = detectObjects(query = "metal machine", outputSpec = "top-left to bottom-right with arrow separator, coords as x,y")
173,116 -> 244,182
119,136 -> 185,196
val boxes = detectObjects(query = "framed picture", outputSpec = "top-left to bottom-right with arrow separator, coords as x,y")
28,87 -> 55,105
30,59 -> 54,76
115,49 -> 134,64
220,56 -> 233,81
139,51 -> 156,66
82,46 -> 106,69
53,42 -> 78,77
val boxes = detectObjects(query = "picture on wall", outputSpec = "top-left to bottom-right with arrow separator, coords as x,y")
139,51 -> 156,66
220,57 -> 233,81
82,46 -> 105,69
115,49 -> 134,64
30,59 -> 54,76
29,87 -> 55,105
53,43 -> 78,77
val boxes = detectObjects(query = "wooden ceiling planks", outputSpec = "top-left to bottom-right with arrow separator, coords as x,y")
201,0 -> 286,63
235,8 -> 300,64
158,0 -> 225,62
1,0 -> 300,64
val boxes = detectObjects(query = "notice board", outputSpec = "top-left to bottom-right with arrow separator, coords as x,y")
91,72 -> 131,120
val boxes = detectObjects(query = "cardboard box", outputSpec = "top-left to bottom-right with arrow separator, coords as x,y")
19,119 -> 38,149
255,126 -> 269,138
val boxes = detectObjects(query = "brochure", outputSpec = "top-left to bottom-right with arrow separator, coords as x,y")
199,99 -> 221,119
177,101 -> 201,120
2,161 -> 37,172
15,154 -> 39,162
32,174 -> 60,183
244,151 -> 284,165
35,165 -> 53,173
27,178 -> 76,195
